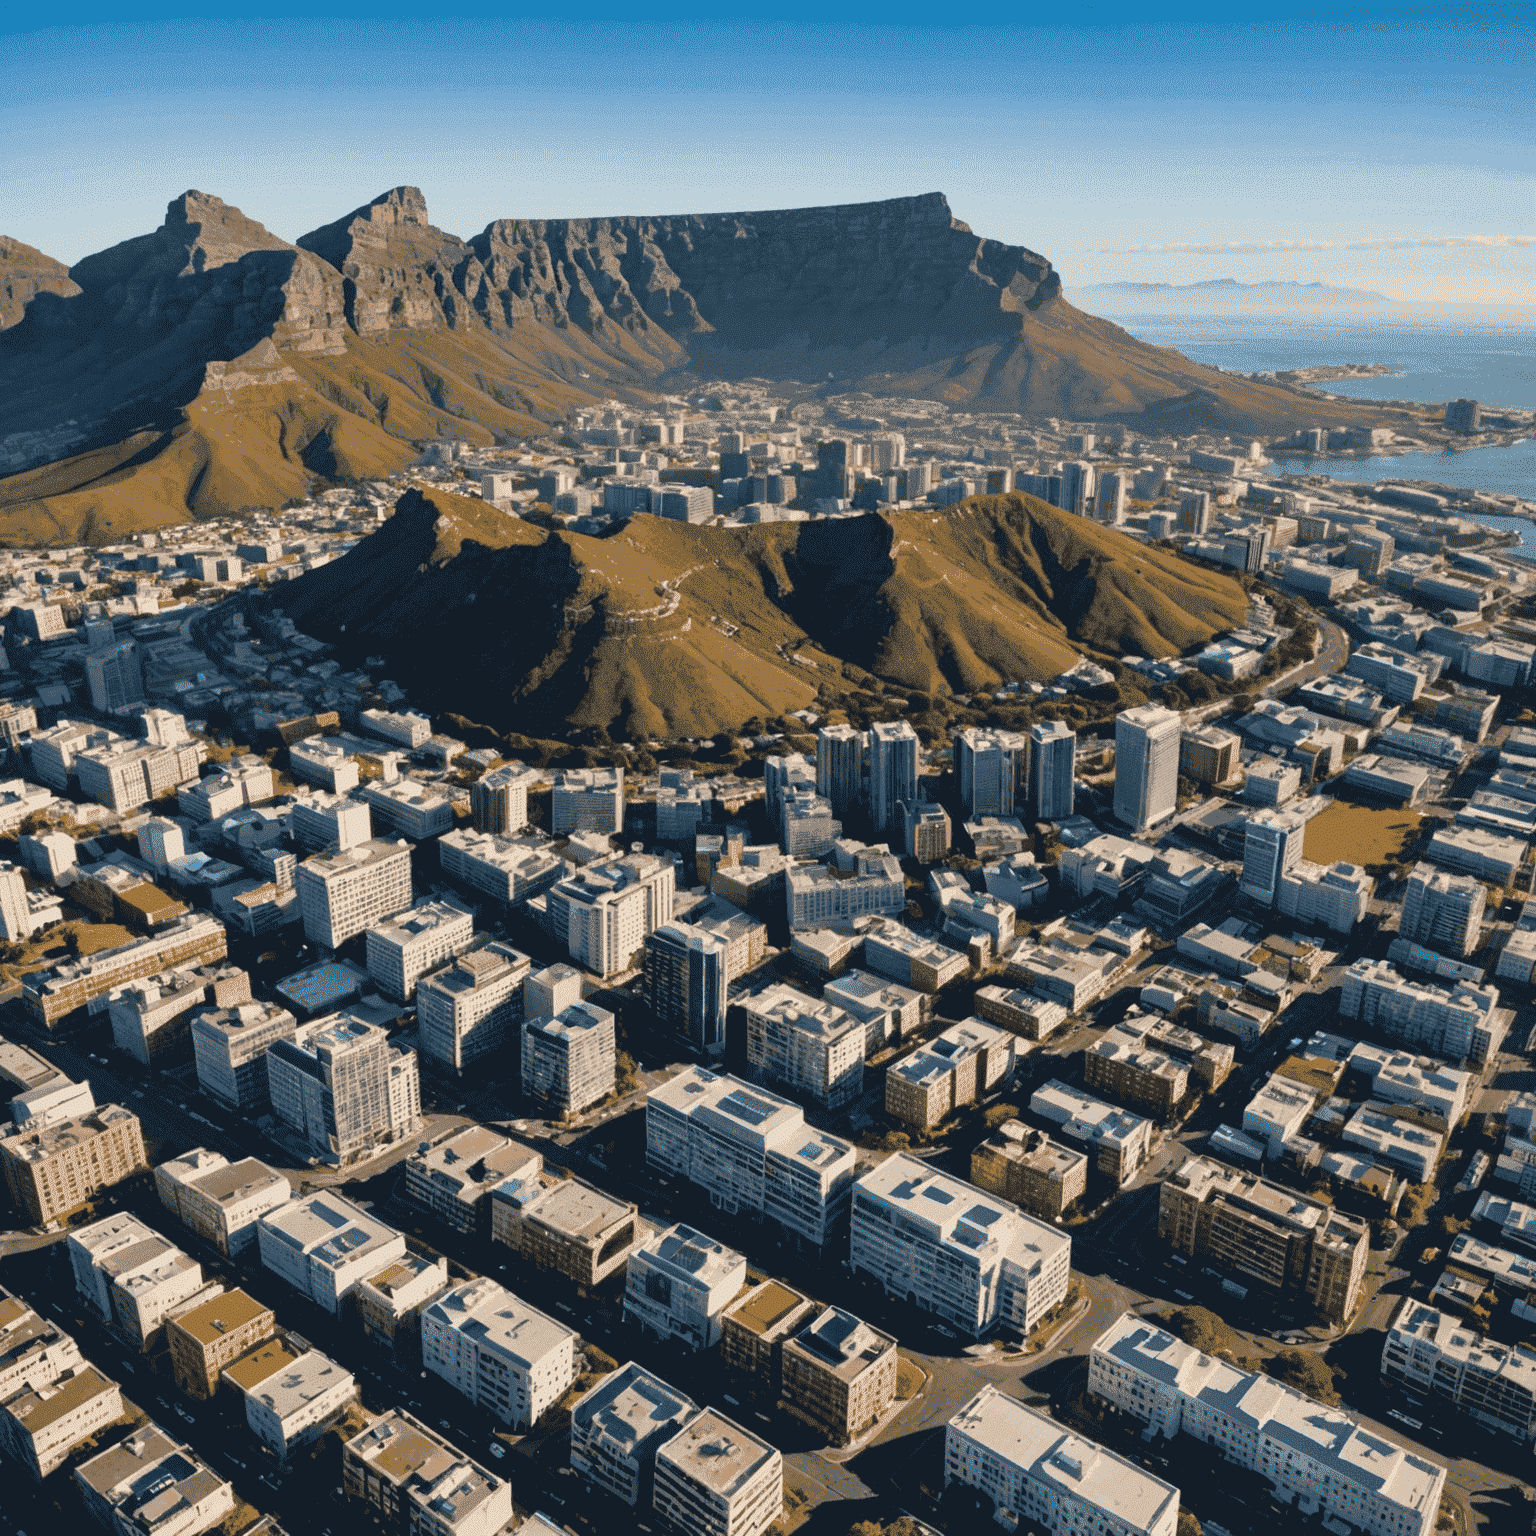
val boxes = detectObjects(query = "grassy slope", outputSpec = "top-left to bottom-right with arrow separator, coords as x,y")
275,488 -> 1247,737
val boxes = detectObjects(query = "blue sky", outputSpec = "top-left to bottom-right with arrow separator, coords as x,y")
5,2 -> 1532,303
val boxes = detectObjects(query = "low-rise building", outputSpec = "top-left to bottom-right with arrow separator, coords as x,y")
74,1425 -> 234,1536
971,1121 -> 1089,1223
945,1384 -> 1179,1536
884,1018 -> 1018,1133
1089,1313 -> 1445,1536
850,1155 -> 1070,1338
354,1253 -> 450,1365
438,828 -> 567,907
741,984 -> 865,1110
652,1408 -> 782,1536
570,1361 -> 698,1508
404,1126 -> 536,1235
720,1281 -> 818,1395
861,924 -> 968,992
224,1336 -> 357,1460
973,984 -> 1067,1043
155,1150 -> 290,1255
1028,1081 -> 1151,1186
257,1192 -> 406,1314
1426,825 -> 1528,885
166,1289 -> 275,1399
361,777 -> 453,841
1084,1027 -> 1188,1121
624,1224 -> 747,1349
779,1306 -> 897,1444
1342,1106 -> 1443,1183
0,1361 -> 123,1480
821,969 -> 923,1055
1382,1299 -> 1536,1440
493,1169 -> 638,1289
342,1411 -> 512,1536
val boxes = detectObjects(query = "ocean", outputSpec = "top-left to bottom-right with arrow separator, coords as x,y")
1108,312 -> 1536,497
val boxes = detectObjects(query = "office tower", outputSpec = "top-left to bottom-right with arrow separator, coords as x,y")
1444,399 -> 1481,434
1095,471 -> 1127,525
901,801 -> 951,862
1058,460 -> 1095,515
644,922 -> 728,1053
522,1000 -> 617,1118
472,763 -> 539,834
86,641 -> 144,714
1113,705 -> 1183,833
867,721 -> 918,834
416,943 -> 531,1074
1240,813 -> 1305,905
267,1017 -> 420,1162
295,839 -> 413,950
984,468 -> 1014,495
0,863 -> 28,941
192,1001 -> 298,1110
1179,724 -> 1239,788
903,461 -> 934,499
1400,863 -> 1486,958
525,962 -> 583,1021
869,434 -> 906,472
422,1277 -> 579,1430
741,984 -> 865,1110
1028,719 -> 1076,821
547,855 -> 676,978
1345,527 -> 1395,578
551,767 -> 624,835
1177,492 -> 1210,534
813,439 -> 852,502
956,728 -> 1028,819
816,724 -> 865,819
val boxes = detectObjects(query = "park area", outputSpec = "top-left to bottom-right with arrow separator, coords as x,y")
1303,800 -> 1422,871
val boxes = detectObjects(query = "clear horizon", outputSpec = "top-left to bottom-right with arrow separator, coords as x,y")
5,2 -> 1533,305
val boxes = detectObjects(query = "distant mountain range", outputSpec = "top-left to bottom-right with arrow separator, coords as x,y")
0,188 -> 1387,545
1070,278 -> 1395,312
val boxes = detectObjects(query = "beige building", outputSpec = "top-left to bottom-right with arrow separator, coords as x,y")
1,1104 -> 147,1227
342,1410 -> 513,1536
653,1408 -> 783,1536
224,1336 -> 358,1460
355,1253 -> 451,1363
720,1281 -> 818,1396
971,1121 -> 1089,1222
0,1363 -> 123,1479
884,1018 -> 1018,1133
0,1291 -> 86,1403
1159,1155 -> 1370,1323
742,983 -> 865,1111
403,1126 -> 537,1235
155,1150 -> 290,1256
1084,1026 -> 1189,1121
295,839 -> 414,950
491,1168 -> 638,1289
973,984 -> 1068,1042
166,1289 -> 276,1399
779,1306 -> 897,1444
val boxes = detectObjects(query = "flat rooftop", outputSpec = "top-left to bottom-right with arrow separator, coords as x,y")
224,1334 -> 304,1393
171,1289 -> 273,1348
526,1177 -> 634,1241
724,1280 -> 813,1339
572,1360 -> 696,1454
656,1408 -> 776,1497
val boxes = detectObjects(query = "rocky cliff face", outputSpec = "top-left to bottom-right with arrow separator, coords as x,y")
0,236 -> 80,330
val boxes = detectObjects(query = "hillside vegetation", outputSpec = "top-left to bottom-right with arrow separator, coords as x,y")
272,487 -> 1248,738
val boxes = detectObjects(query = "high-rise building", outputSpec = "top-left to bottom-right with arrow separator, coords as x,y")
85,641 -> 144,714
137,816 -> 186,873
869,434 -> 906,472
1113,706 -> 1182,833
1400,862 -> 1486,959
1178,724 -> 1239,787
741,983 -> 865,1110
813,439 -> 852,503
422,1277 -> 579,1430
1095,470 -> 1127,525
472,763 -> 539,835
415,942 -> 531,1075
1177,492 -> 1210,535
192,1000 -> 298,1110
522,1001 -> 616,1118
267,1016 -> 421,1162
956,727 -> 1028,819
1028,719 -> 1076,822
1059,460 -> 1095,516
551,767 -> 624,835
0,862 -> 28,942
867,721 -> 918,834
945,1387 -> 1179,1536
643,923 -> 728,1054
1240,812 -> 1305,905
815,725 -> 865,819
295,839 -> 414,950
850,1155 -> 1070,1338
548,855 -> 676,978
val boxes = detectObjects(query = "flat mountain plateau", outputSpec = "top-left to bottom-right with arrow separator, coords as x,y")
0,187 -> 1387,546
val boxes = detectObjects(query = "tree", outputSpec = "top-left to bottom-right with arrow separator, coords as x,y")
1163,1306 -> 1246,1361
1177,1511 -> 1203,1536
1266,1348 -> 1339,1404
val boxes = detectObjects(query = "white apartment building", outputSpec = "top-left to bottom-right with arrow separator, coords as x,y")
1400,863 -> 1486,957
227,1338 -> 358,1459
295,838 -> 414,949
1382,1299 -> 1536,1440
257,1192 -> 406,1314
438,827 -> 567,905
784,849 -> 905,929
473,763 -> 539,834
822,969 -> 924,1054
1341,958 -> 1505,1062
366,898 -> 476,1002
361,777 -> 453,840
155,1149 -> 291,1255
1089,1312 -> 1446,1536
75,1426 -> 234,1536
551,767 -> 624,834
945,1385 -> 1178,1536
1426,825 -> 1527,885
850,1155 -> 1070,1339
360,708 -> 432,749
0,1362 -> 123,1480
288,738 -> 360,795
68,1214 -> 209,1349
289,791 -> 371,851
570,1361 -> 698,1506
548,855 -> 676,978
653,1408 -> 782,1536
423,1277 -> 579,1430
1276,859 -> 1375,933
417,942 -> 531,1075
741,984 -> 865,1110
624,1224 -> 746,1350
956,728 -> 1028,819
1348,1041 -> 1472,1129
191,999 -> 298,1110
1029,1081 -> 1153,1186
1114,705 -> 1182,833
868,722 -> 918,834
522,1000 -> 616,1118
646,1067 -> 856,1245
